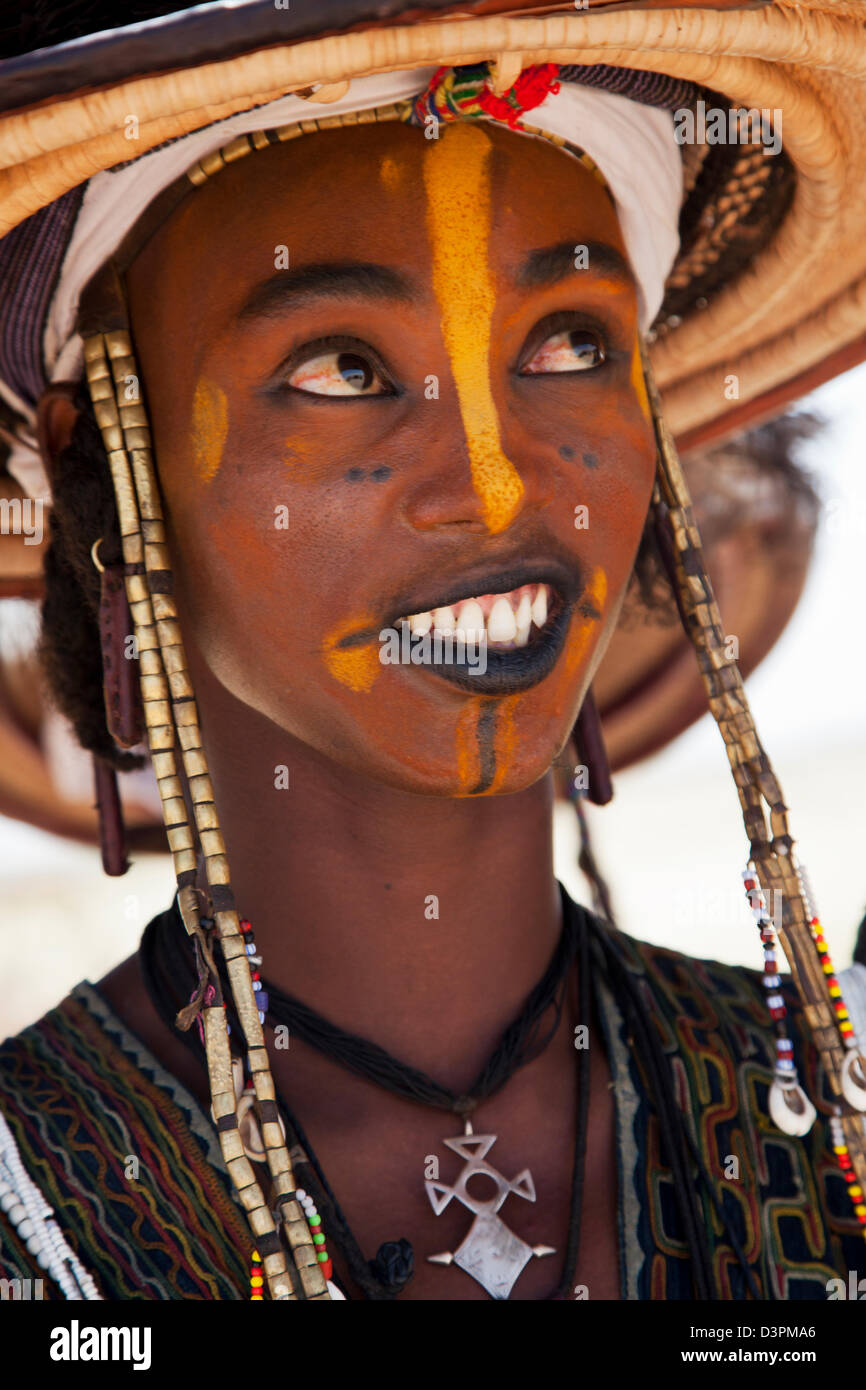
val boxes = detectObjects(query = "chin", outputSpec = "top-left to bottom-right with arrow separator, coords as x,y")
328,725 -> 568,800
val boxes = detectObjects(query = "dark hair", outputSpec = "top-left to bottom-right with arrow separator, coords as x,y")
38,390 -> 821,769
39,387 -> 143,771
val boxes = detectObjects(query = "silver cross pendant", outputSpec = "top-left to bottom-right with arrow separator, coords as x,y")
425,1124 -> 555,1299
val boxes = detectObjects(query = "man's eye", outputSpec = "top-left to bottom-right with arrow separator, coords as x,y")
287,350 -> 389,396
521,330 -> 605,375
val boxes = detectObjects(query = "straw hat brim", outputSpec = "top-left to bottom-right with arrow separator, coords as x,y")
0,0 -> 864,444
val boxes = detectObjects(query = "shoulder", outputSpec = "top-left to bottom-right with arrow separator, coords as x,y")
0,984 -> 250,1299
592,918 -> 776,1061
593,921 -> 866,1296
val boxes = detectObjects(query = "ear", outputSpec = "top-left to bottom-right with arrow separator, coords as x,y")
36,383 -> 83,488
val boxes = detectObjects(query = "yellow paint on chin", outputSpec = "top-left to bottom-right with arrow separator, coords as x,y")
455,699 -> 482,792
630,339 -> 652,424
423,124 -> 524,534
191,378 -> 228,483
486,694 -> 521,795
322,616 -> 380,693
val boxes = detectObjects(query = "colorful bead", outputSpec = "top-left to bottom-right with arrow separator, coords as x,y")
829,1115 -> 866,1241
250,1247 -> 263,1300
237,931 -> 336,1294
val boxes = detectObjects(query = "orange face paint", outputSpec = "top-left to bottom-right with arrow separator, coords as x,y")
423,124 -> 524,535
486,695 -> 521,795
321,616 -> 380,693
455,699 -> 483,793
564,566 -> 608,683
284,434 -> 313,468
191,377 -> 228,483
379,155 -> 404,194
630,339 -> 652,425
453,694 -> 522,796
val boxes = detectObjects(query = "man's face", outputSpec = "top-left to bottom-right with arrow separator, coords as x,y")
126,118 -> 656,796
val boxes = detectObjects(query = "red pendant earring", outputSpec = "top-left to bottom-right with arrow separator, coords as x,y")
572,685 -> 612,807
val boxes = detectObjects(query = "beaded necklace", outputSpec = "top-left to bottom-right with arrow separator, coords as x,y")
140,887 -> 768,1299
141,888 -> 591,1300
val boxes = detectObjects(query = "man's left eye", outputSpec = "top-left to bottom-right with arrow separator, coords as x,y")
521,330 -> 606,375
287,350 -> 389,396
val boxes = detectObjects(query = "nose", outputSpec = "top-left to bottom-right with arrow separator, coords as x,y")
402,397 -> 554,534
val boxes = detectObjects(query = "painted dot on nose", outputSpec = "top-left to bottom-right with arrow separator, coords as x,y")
371,466 -> 392,481
345,467 -> 365,482
583,452 -> 599,470
559,444 -> 575,461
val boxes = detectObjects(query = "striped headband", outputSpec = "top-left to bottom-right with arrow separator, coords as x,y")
0,62 -> 690,500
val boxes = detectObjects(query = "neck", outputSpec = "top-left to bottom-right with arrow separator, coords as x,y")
190,661 -> 563,1078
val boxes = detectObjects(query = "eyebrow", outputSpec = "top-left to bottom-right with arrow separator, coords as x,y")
516,240 -> 634,290
236,261 -> 418,322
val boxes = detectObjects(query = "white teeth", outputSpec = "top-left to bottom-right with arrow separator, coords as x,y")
531,585 -> 548,629
455,599 -> 485,641
487,597 -> 517,643
404,586 -> 553,643
432,606 -> 455,634
515,592 -> 532,647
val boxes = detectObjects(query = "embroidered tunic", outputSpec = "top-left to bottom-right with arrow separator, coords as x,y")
1,906 -> 864,1299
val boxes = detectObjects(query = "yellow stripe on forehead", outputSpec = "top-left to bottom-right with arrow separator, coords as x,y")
422,124 -> 524,534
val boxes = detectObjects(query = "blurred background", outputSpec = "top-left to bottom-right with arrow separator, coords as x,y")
1,363 -> 864,1038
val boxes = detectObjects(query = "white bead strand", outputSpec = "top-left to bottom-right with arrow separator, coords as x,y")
0,1111 -> 102,1299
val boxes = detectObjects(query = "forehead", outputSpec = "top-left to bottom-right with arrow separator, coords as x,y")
127,119 -> 626,313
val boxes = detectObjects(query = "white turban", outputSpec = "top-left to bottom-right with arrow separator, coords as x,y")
14,66 -> 682,499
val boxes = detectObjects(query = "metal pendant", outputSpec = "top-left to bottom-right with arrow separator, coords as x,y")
425,1126 -> 555,1300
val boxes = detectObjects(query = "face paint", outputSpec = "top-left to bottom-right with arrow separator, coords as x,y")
630,339 -> 652,425
322,616 -> 381,692
423,124 -> 525,534
454,695 -> 522,796
191,378 -> 228,482
284,434 -> 313,468
564,566 -> 608,682
379,155 -> 404,194
455,698 -> 483,792
486,695 -> 520,795
344,466 -> 393,483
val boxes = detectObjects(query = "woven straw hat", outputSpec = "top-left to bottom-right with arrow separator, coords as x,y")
1,0 -> 864,443
0,0 -> 855,838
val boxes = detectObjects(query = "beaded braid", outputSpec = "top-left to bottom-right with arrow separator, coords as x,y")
82,329 -> 328,1301
641,342 -> 866,1194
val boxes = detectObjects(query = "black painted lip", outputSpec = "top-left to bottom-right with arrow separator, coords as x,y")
412,592 -> 574,695
331,555 -> 589,695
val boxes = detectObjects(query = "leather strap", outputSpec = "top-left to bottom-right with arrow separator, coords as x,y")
98,561 -> 142,750
574,685 -> 613,806
92,753 -> 128,876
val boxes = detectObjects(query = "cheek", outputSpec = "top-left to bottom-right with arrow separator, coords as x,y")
158,426 -> 389,700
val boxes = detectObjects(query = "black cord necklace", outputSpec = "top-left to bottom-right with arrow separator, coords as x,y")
140,886 -> 591,1300
140,888 -> 764,1301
